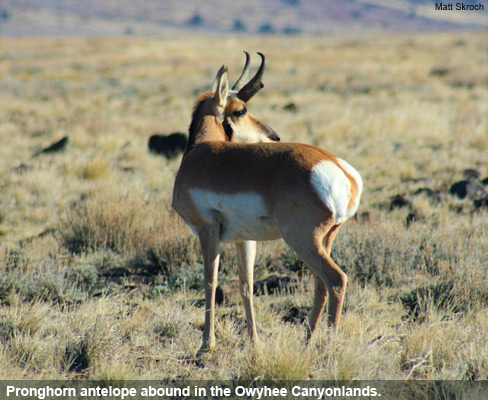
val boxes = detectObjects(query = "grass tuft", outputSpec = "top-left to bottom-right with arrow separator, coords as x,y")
240,333 -> 311,380
58,191 -> 167,256
81,158 -> 110,180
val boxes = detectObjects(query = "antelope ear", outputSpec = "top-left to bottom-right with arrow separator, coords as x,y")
212,65 -> 229,107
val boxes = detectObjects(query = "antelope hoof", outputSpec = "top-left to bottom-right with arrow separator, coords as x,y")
249,335 -> 260,348
196,343 -> 215,358
305,330 -> 314,344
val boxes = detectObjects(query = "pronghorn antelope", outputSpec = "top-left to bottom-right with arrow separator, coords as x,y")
172,52 -> 363,354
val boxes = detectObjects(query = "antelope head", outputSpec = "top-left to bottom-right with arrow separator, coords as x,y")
215,52 -> 280,143
187,52 -> 279,152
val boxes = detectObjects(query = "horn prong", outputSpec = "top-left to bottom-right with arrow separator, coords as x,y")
232,51 -> 251,91
236,52 -> 266,102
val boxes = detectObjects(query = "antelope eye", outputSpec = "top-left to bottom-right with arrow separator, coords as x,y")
233,109 -> 247,117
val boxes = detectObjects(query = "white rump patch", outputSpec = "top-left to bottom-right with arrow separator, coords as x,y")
337,158 -> 363,206
310,159 -> 362,224
189,190 -> 280,241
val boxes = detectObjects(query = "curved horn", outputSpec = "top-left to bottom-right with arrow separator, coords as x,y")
236,52 -> 266,103
232,51 -> 251,91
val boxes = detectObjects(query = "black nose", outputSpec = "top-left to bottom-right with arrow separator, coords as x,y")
264,123 -> 280,142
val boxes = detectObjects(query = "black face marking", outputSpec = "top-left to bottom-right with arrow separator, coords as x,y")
222,120 -> 233,141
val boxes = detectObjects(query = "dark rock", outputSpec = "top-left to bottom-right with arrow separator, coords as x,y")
103,267 -> 131,278
405,211 -> 422,228
32,136 -> 69,157
13,163 -> 33,173
282,306 -> 309,324
148,133 -> 187,159
389,194 -> 411,210
254,275 -> 297,296
450,180 -> 468,199
413,187 -> 434,197
412,187 -> 442,203
192,285 -> 224,307
450,178 -> 487,201
473,197 -> 488,210
283,102 -> 298,112
463,169 -> 481,180
215,285 -> 224,305
467,180 -> 488,201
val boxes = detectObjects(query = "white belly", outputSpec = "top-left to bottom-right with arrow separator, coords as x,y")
189,189 -> 281,241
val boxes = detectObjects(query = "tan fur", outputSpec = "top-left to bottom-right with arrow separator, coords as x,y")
174,142 -> 336,207
186,93 -> 227,153
172,58 -> 362,355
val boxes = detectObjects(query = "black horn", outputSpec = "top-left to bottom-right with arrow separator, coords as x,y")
232,51 -> 251,91
236,52 -> 266,103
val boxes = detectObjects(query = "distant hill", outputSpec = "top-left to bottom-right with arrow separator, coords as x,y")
1,0 -> 486,37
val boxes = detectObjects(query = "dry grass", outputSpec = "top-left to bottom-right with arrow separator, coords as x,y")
0,32 -> 487,381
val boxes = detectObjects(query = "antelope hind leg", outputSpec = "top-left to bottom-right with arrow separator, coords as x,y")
283,225 -> 347,339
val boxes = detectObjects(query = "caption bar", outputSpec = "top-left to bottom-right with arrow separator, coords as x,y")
6,384 -> 381,399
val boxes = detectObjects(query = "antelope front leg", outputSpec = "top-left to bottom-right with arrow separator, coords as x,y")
197,224 -> 221,355
235,240 -> 259,343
